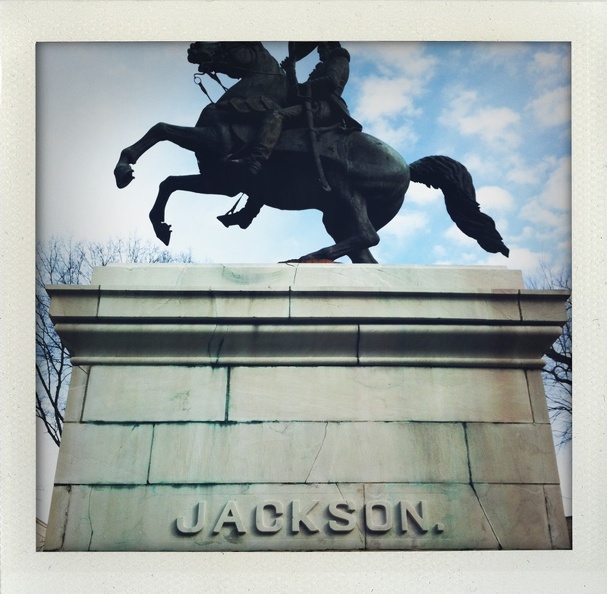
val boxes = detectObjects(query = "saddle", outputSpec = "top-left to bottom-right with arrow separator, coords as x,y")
230,120 -> 353,166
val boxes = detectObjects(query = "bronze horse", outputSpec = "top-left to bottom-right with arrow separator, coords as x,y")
114,42 -> 509,263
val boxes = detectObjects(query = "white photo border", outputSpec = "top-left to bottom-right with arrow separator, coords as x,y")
1,1 -> 605,591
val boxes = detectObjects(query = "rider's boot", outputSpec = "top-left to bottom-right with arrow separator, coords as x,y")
217,197 -> 263,229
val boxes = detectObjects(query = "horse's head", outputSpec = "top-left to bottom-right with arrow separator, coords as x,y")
187,42 -> 271,79
187,42 -> 220,73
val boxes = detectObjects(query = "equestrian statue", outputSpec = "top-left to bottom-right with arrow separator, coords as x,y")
113,42 -> 509,263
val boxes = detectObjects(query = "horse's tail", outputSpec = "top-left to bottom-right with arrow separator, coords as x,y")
409,155 -> 510,257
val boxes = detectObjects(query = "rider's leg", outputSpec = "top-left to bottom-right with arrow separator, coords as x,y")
231,105 -> 302,175
217,196 -> 263,229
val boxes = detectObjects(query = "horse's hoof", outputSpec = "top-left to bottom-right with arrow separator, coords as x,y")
152,220 -> 172,246
279,257 -> 336,264
114,163 -> 135,189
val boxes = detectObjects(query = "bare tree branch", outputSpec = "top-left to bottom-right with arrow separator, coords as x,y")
526,263 -> 572,448
36,235 -> 193,447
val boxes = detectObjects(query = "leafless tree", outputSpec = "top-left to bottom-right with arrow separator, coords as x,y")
527,264 -> 572,447
36,236 -> 193,446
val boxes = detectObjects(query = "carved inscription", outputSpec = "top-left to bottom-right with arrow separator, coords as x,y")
175,499 -> 444,537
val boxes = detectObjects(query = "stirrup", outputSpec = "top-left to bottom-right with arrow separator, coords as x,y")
217,211 -> 253,230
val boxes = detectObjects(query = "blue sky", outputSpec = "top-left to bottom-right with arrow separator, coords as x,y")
37,41 -> 571,280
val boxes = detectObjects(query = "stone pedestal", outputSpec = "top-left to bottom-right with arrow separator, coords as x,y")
44,264 -> 570,551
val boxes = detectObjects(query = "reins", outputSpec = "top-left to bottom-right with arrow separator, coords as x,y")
192,43 -> 285,100
193,72 -> 229,103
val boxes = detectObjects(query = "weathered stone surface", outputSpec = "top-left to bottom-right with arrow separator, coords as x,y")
95,288 -> 291,320
49,264 -> 567,370
83,365 -> 227,422
91,264 -> 525,291
466,423 -> 560,484
472,483 -> 552,549
544,484 -> 571,548
46,484 -> 368,551
289,291 -> 522,322
55,321 -> 561,368
48,482 -> 560,551
63,365 -> 89,422
48,285 -> 99,318
358,324 -> 560,368
51,285 -> 540,325
54,423 -> 153,484
291,264 -> 525,291
91,263 -> 298,288
44,486 -> 71,551
519,290 -> 570,323
526,370 -> 551,423
204,324 -> 359,365
149,422 -> 469,484
55,323 -> 361,366
363,483 -> 499,550
45,264 -> 569,551
229,366 -> 533,423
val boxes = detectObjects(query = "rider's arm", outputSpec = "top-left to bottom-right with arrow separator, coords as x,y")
280,56 -> 299,101
306,51 -> 350,98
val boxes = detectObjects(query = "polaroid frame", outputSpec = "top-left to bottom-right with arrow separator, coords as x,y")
1,1 -> 605,591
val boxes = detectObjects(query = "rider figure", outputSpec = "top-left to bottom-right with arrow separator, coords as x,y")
232,41 -> 361,175
219,42 -> 362,228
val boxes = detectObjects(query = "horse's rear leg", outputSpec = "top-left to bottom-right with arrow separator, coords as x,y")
346,247 -> 378,264
321,208 -> 378,263
297,196 -> 379,263
114,123 -> 212,189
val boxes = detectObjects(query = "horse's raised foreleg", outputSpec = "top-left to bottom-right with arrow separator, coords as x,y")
149,173 -> 238,245
114,123 -> 218,189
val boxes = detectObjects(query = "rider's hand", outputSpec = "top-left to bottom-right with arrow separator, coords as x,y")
280,56 -> 295,70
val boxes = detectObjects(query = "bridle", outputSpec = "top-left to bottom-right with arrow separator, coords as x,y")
191,42 -> 284,101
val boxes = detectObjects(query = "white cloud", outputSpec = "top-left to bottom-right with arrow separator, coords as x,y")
511,224 -> 562,245
528,49 -> 571,91
432,244 -> 448,259
406,182 -> 442,206
472,43 -> 533,73
350,43 -> 438,151
444,224 -> 477,248
382,212 -> 429,239
537,156 -> 571,212
439,89 -> 521,150
506,155 -> 557,186
459,153 -> 502,181
356,76 -> 421,121
527,86 -> 571,128
363,118 -> 418,149
460,107 -> 520,147
519,200 -> 569,229
476,186 -> 515,211
349,42 -> 438,80
486,246 -> 542,277
532,51 -> 562,71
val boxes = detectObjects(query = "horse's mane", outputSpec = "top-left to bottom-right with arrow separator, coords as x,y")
224,42 -> 282,76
